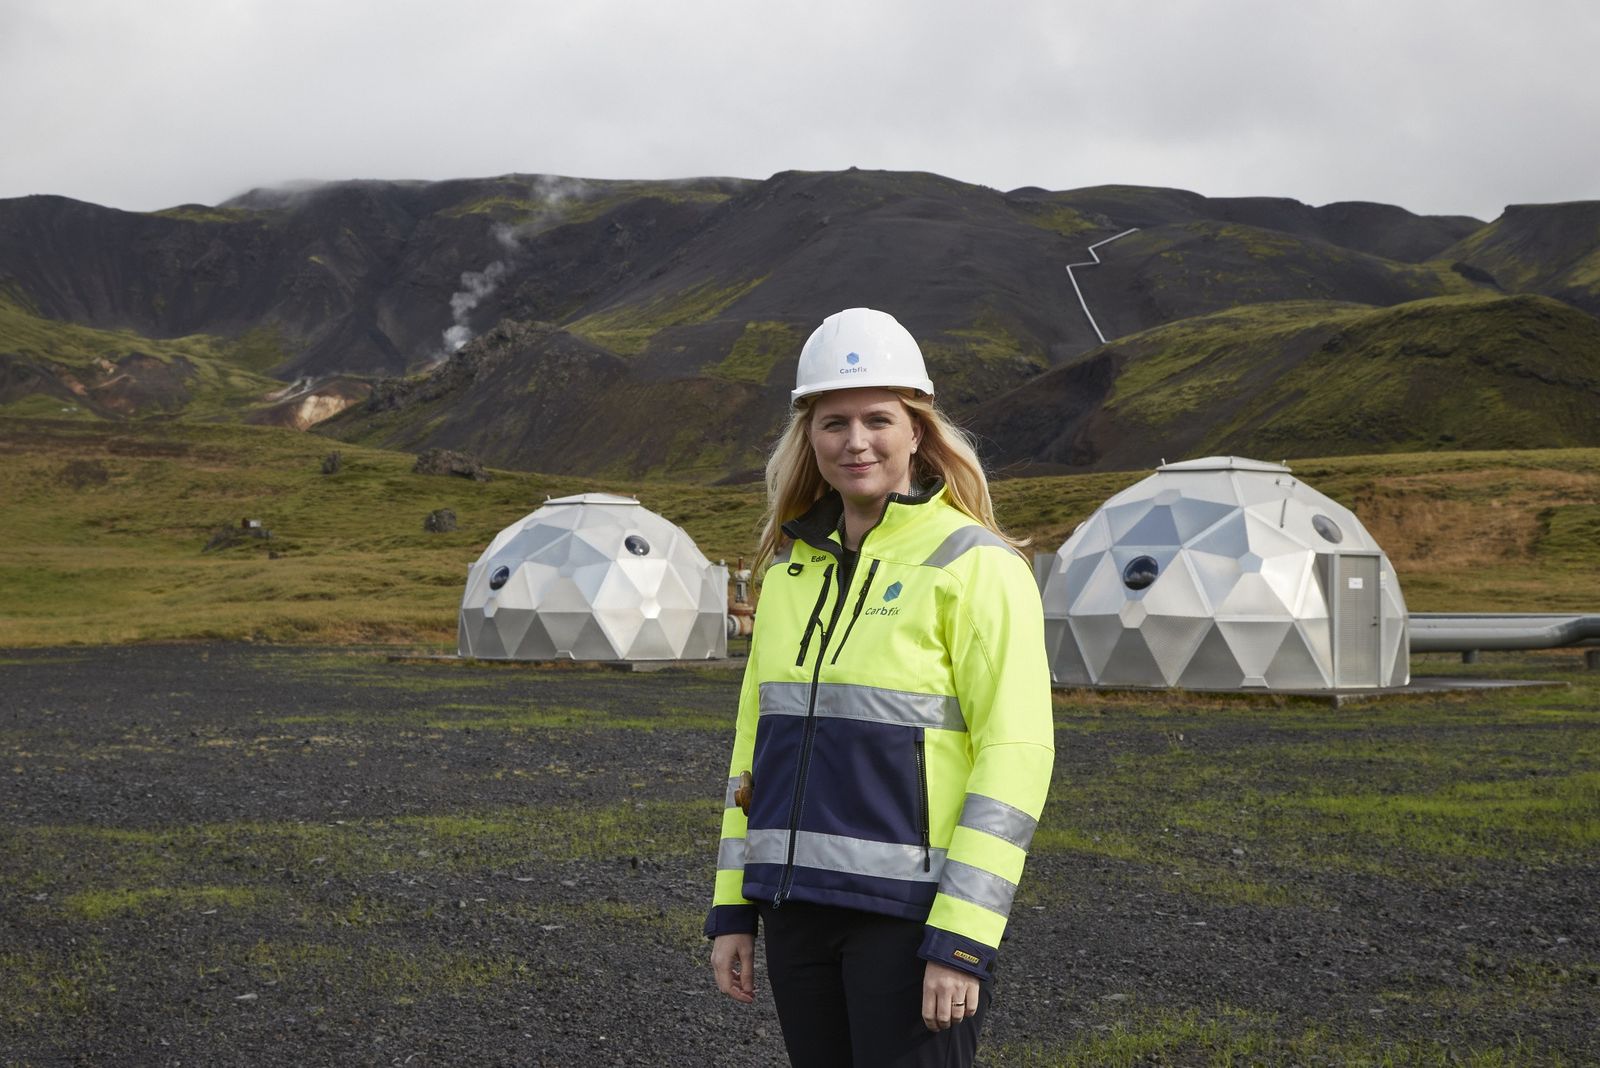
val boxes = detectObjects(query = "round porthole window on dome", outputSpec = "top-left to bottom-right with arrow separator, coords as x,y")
1311,514 -> 1344,544
488,565 -> 510,590
1122,556 -> 1159,591
624,534 -> 651,557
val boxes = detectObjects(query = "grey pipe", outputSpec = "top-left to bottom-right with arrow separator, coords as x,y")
1408,613 -> 1600,652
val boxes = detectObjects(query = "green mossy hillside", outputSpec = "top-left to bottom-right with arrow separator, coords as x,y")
1050,293 -> 1600,468
703,321 -> 803,385
565,277 -> 767,357
1441,201 -> 1600,309
0,295 -> 288,421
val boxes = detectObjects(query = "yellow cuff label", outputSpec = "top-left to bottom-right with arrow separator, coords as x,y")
953,949 -> 980,965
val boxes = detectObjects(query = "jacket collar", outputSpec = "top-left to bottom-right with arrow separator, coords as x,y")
783,480 -> 947,557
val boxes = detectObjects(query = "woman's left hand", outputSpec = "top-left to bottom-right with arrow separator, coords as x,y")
921,961 -> 980,1031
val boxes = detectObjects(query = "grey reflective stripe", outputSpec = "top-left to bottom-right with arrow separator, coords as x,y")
746,828 -> 790,866
724,776 -> 741,808
922,525 -> 1017,569
773,545 -> 793,565
717,837 -> 747,871
759,681 -> 966,732
746,828 -> 945,883
938,859 -> 1018,917
958,793 -> 1038,850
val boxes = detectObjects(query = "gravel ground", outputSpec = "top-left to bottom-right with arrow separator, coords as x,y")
2,645 -> 1596,1066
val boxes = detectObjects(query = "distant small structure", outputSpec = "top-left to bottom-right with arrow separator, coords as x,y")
1041,457 -> 1408,691
458,493 -> 728,661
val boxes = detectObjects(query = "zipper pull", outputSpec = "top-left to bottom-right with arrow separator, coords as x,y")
794,563 -> 835,667
922,832 -> 931,872
829,558 -> 881,666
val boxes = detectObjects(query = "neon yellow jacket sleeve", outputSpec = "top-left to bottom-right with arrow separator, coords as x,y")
919,542 -> 1054,975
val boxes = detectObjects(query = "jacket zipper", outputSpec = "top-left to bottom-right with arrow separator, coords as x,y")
828,558 -> 880,666
915,727 -> 931,872
774,561 -> 849,907
793,564 -> 834,667
773,498 -> 902,907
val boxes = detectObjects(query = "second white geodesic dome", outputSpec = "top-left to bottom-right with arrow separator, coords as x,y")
1042,457 -> 1408,691
458,493 -> 728,661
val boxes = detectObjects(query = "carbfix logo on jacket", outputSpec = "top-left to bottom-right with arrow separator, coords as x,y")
866,580 -> 904,617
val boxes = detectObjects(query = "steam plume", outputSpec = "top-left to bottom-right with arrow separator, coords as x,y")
430,177 -> 592,365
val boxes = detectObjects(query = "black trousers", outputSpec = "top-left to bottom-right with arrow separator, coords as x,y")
759,901 -> 990,1068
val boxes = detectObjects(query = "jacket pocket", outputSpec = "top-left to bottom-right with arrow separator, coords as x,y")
914,727 -> 930,871
796,718 -> 926,851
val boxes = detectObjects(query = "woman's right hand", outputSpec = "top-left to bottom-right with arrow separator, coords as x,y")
711,933 -> 757,1004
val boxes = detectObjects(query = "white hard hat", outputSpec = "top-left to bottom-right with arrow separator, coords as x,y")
791,307 -> 935,405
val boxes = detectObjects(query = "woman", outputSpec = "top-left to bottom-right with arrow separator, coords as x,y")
706,308 -> 1055,1066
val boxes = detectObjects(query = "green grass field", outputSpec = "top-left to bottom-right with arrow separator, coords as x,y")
1,415 -> 1597,646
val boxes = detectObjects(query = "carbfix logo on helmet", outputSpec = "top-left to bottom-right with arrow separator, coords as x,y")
839,350 -> 867,375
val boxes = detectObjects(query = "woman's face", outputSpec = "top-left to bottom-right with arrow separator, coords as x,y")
808,388 -> 922,510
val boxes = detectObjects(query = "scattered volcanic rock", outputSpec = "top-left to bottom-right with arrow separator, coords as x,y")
413,448 -> 489,481
423,508 -> 458,533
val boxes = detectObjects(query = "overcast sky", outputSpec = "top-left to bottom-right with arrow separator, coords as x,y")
3,0 -> 1596,222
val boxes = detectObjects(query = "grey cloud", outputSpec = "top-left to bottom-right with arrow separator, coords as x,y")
1,0 -> 1596,220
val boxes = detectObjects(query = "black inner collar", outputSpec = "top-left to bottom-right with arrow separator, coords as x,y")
781,480 -> 944,558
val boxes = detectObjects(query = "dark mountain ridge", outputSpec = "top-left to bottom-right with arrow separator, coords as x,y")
2,170 -> 1597,479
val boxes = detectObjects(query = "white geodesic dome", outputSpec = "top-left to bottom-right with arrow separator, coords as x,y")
1042,457 -> 1408,691
458,493 -> 728,661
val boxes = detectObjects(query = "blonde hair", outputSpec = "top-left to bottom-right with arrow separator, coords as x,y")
755,391 -> 1024,571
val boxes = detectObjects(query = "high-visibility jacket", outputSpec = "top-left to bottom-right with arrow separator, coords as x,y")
704,482 -> 1054,980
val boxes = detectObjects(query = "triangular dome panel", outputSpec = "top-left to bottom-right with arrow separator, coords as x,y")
1139,614 -> 1216,685
1260,552 -> 1315,615
1103,498 -> 1157,542
1184,550 -> 1244,613
1097,629 -> 1165,687
1119,506 -> 1182,548
1138,552 -> 1211,617
1069,614 -> 1124,681
1187,514 -> 1250,558
1264,624 -> 1330,689
469,615 -> 508,659
1046,551 -> 1107,616
1045,617 -> 1090,685
568,614 -> 620,660
512,613 -> 559,660
1066,514 -> 1113,556
1070,555 -> 1128,617
1241,511 -> 1314,561
1217,572 -> 1292,616
1216,619 -> 1296,678
491,607 -> 538,657
1169,497 -> 1239,543
1176,624 -> 1246,689
537,577 -> 592,614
